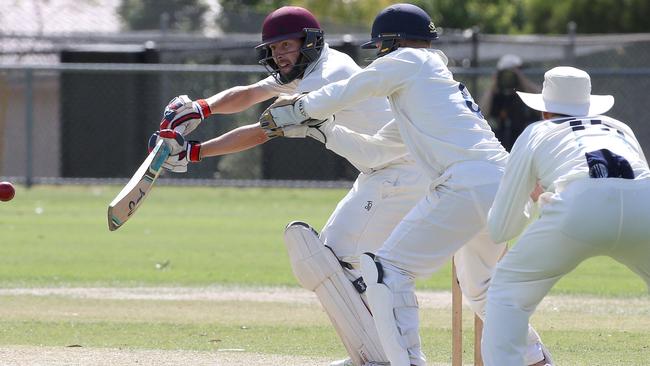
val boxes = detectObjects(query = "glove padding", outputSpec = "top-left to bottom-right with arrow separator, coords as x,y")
160,95 -> 211,136
148,129 -> 201,173
279,122 -> 329,144
259,94 -> 327,138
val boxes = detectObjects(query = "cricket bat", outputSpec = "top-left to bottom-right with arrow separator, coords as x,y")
107,139 -> 171,231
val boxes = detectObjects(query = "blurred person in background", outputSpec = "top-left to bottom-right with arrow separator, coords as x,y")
480,54 -> 540,151
149,6 -> 430,366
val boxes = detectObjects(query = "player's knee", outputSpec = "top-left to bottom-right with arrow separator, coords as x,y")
488,273 -> 538,312
284,221 -> 331,290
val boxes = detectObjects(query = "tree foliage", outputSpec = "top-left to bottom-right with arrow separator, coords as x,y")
413,0 -> 526,34
217,0 -> 523,33
117,0 -> 650,35
119,0 -> 209,32
523,0 -> 650,34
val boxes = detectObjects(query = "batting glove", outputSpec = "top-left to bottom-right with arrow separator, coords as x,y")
160,95 -> 212,136
148,129 -> 201,173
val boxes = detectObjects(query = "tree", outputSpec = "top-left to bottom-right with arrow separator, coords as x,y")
119,0 -> 209,32
217,0 -> 650,35
524,0 -> 650,34
217,0 -> 526,34
415,0 -> 526,34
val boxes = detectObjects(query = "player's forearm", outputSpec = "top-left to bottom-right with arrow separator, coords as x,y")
199,123 -> 269,158
205,85 -> 274,114
488,168 -> 538,242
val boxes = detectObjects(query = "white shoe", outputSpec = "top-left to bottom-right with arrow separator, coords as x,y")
528,342 -> 555,366
540,343 -> 555,366
329,359 -> 387,366
329,358 -> 354,366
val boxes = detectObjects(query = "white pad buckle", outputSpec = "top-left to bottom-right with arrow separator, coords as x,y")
284,222 -> 388,366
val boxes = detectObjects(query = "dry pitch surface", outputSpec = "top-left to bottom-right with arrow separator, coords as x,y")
1,287 -> 648,365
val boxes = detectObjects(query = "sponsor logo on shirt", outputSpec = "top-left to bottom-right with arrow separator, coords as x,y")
364,201 -> 373,211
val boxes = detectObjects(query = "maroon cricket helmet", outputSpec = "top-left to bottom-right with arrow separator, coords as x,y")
256,6 -> 325,84
259,6 -> 321,45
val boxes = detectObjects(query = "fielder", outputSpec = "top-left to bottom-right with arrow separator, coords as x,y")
483,66 -> 650,365
260,4 -> 553,366
151,6 -> 431,366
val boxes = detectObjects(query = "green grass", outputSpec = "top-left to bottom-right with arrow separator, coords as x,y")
0,185 -> 647,296
0,185 -> 339,287
0,185 -> 649,364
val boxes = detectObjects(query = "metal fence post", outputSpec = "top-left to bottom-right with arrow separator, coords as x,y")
24,69 -> 34,188
566,21 -> 577,65
471,26 -> 480,94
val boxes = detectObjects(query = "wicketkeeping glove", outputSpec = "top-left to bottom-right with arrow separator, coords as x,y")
275,120 -> 329,144
148,129 -> 201,173
159,95 -> 212,136
258,94 -> 328,139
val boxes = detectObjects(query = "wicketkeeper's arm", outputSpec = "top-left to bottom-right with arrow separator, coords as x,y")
324,119 -> 409,169
302,55 -> 412,120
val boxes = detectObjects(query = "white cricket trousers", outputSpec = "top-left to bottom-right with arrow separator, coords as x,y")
375,162 -> 508,366
321,160 -> 430,266
379,162 -> 506,314
483,178 -> 650,366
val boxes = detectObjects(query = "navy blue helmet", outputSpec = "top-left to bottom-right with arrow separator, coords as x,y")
361,3 -> 438,57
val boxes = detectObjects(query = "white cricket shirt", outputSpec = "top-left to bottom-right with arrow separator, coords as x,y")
303,47 -> 509,181
488,115 -> 650,243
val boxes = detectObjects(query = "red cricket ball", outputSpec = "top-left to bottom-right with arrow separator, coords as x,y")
0,181 -> 15,202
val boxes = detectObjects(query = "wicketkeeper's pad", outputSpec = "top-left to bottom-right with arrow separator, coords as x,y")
284,222 -> 388,366
360,253 -> 420,366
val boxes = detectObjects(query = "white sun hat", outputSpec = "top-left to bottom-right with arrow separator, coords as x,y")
516,66 -> 614,117
497,54 -> 522,70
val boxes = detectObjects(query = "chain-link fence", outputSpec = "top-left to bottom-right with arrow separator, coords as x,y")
2,32 -> 650,186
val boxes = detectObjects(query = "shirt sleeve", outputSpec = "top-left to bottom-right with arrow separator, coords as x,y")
321,119 -> 408,169
487,126 -> 539,243
303,54 -> 417,119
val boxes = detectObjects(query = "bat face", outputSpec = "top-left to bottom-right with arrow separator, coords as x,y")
107,139 -> 171,231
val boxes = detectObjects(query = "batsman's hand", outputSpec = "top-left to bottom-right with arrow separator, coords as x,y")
148,129 -> 201,173
160,95 -> 212,136
258,93 -> 327,138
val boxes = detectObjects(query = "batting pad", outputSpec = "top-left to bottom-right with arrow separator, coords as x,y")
284,222 -> 388,366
